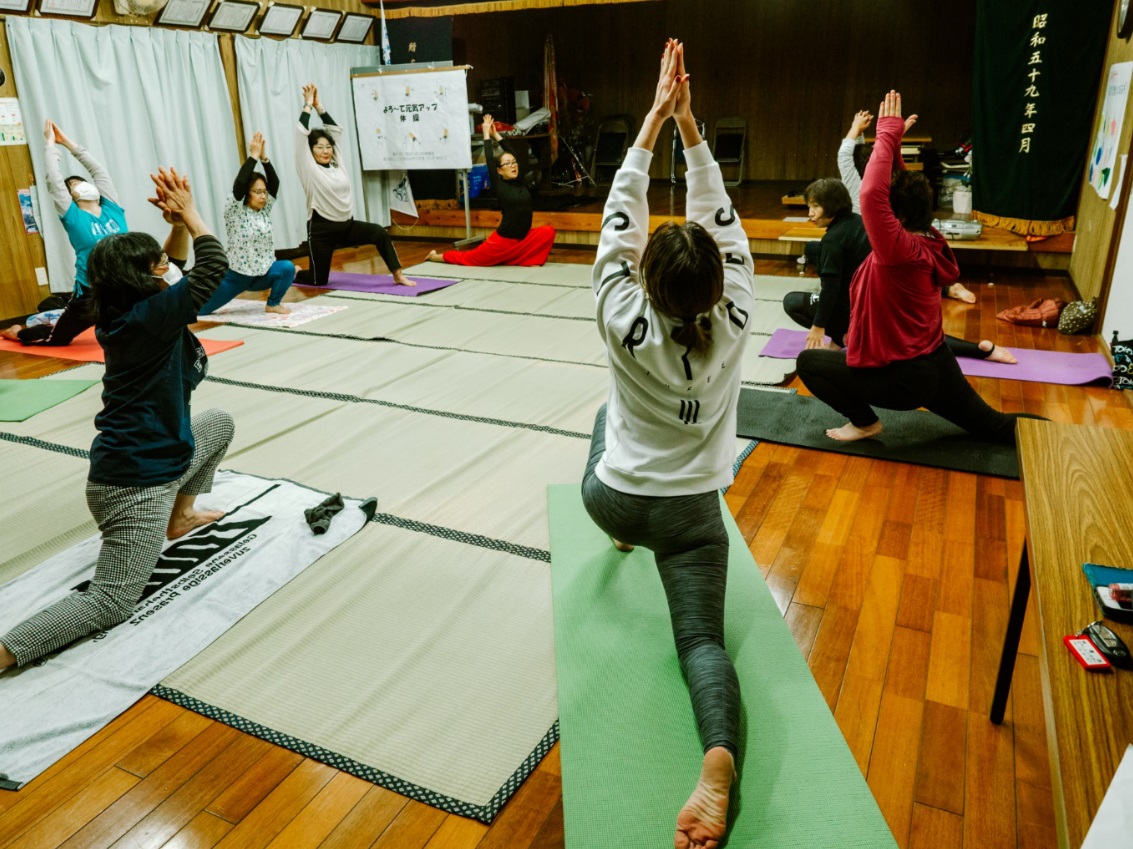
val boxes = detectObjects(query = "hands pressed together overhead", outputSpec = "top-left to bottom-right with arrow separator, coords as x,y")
650,38 -> 691,122
249,131 -> 267,162
148,167 -> 193,224
877,90 -> 918,134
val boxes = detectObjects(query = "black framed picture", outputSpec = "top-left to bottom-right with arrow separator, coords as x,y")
0,0 -> 33,14
336,13 -> 373,44
208,0 -> 260,33
301,8 -> 342,42
258,2 -> 304,38
36,0 -> 99,19
155,0 -> 212,28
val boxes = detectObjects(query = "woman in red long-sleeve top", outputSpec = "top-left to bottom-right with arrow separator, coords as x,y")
796,91 -> 1029,444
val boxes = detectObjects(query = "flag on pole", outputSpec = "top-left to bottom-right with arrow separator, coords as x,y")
380,1 -> 392,66
389,170 -> 417,218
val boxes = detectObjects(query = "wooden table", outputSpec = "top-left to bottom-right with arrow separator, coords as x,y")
992,418 -> 1133,848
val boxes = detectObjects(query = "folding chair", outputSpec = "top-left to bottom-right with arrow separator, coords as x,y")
712,117 -> 747,187
670,119 -> 707,184
591,114 -> 635,186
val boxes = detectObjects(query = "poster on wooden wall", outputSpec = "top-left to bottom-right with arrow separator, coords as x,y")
0,97 -> 26,145
1089,62 -> 1133,200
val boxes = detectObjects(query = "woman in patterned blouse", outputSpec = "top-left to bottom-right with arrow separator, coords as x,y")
199,131 -> 296,316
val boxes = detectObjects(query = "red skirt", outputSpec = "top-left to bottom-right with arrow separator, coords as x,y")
442,226 -> 556,267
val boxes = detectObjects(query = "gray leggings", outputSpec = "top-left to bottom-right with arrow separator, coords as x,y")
580,406 -> 740,756
3,409 -> 235,666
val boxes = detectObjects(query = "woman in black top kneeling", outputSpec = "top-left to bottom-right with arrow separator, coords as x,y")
0,168 -> 235,672
426,114 -> 556,267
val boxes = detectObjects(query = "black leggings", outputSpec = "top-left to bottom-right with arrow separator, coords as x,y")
580,406 -> 740,757
796,343 -> 1022,443
17,294 -> 94,347
298,211 -> 403,286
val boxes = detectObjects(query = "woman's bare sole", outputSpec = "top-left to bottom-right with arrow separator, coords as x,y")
675,747 -> 734,849
167,509 -> 225,540
613,539 -> 635,553
947,282 -> 977,303
1,325 -> 23,341
265,304 -> 292,315
826,420 -> 883,442
979,340 -> 1017,364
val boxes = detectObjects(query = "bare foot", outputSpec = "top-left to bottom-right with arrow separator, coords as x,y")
826,420 -> 883,442
675,747 -> 734,849
613,539 -> 635,552
947,282 -> 977,304
1,325 -> 24,341
265,304 -> 292,315
822,339 -> 843,351
0,642 -> 16,671
979,340 -> 1017,364
167,509 -> 225,540
426,250 -> 445,263
393,272 -> 417,287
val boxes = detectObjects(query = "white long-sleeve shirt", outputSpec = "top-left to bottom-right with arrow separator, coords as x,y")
592,141 -> 755,496
44,143 -> 120,215
295,120 -> 353,221
837,136 -> 863,214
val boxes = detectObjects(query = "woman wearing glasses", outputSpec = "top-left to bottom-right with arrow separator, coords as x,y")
0,168 -> 233,673
198,132 -> 296,316
426,114 -> 556,267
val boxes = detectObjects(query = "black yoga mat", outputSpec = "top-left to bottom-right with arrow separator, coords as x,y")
736,389 -> 1021,478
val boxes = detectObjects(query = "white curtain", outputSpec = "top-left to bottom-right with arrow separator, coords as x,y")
234,36 -> 392,252
6,17 -> 238,293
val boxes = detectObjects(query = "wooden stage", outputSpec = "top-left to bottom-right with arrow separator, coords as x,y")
393,180 -> 1075,271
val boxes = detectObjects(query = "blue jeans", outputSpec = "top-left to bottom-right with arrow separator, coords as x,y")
198,261 -> 296,315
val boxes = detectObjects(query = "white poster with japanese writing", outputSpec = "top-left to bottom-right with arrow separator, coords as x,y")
352,68 -> 471,171
0,97 -> 26,146
1089,61 -> 1133,199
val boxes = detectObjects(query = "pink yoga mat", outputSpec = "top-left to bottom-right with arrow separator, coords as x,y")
759,328 -> 1114,386
0,329 -> 243,364
313,272 -> 461,296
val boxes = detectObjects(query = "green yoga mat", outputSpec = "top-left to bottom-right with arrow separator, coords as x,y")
548,485 -> 897,849
737,388 -> 1021,478
0,379 -> 99,422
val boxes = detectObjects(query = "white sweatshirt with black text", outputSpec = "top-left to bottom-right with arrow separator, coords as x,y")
593,141 -> 755,496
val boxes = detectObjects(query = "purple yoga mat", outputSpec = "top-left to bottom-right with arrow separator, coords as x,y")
759,328 -> 1114,387
315,272 -> 461,296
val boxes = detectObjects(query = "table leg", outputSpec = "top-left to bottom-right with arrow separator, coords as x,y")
990,542 -> 1031,724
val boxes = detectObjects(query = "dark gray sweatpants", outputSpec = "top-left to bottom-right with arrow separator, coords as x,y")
580,405 -> 740,757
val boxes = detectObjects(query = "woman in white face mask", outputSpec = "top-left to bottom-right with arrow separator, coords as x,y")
5,121 -> 131,347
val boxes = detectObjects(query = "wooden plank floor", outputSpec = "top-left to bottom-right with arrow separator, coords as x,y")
1,240 -> 1129,849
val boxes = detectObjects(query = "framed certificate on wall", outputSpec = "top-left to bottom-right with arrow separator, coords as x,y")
209,1 -> 260,33
301,9 -> 342,42
37,0 -> 98,19
337,13 -> 373,44
258,3 -> 304,38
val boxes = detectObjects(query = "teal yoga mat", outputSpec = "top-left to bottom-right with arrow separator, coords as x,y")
0,379 -> 98,422
548,485 -> 897,849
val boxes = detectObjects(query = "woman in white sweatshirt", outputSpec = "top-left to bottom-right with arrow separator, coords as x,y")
581,40 -> 753,849
294,83 -> 413,288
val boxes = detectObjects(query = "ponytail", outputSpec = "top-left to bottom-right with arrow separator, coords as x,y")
671,315 -> 712,354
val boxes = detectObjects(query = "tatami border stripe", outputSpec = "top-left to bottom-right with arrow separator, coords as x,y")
367,511 -> 550,562
150,684 -> 556,824
204,375 -> 591,440
220,323 -> 610,369
322,291 -> 594,321
0,430 -> 551,561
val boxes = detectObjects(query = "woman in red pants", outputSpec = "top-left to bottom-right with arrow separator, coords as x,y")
426,114 -> 555,267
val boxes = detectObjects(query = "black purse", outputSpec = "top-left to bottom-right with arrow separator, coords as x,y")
1113,331 -> 1133,391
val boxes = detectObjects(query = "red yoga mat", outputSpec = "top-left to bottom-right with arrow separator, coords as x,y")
0,329 -> 244,363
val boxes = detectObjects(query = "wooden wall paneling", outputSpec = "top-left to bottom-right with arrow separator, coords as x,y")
0,19 -> 49,319
452,0 -> 977,182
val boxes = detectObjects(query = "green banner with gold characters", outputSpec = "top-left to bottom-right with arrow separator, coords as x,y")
972,1 -> 1111,235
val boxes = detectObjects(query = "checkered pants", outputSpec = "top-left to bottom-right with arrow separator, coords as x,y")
2,409 -> 235,666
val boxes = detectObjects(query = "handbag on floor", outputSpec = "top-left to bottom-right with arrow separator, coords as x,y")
997,297 -> 1064,327
1058,298 -> 1099,334
1113,331 -> 1133,391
